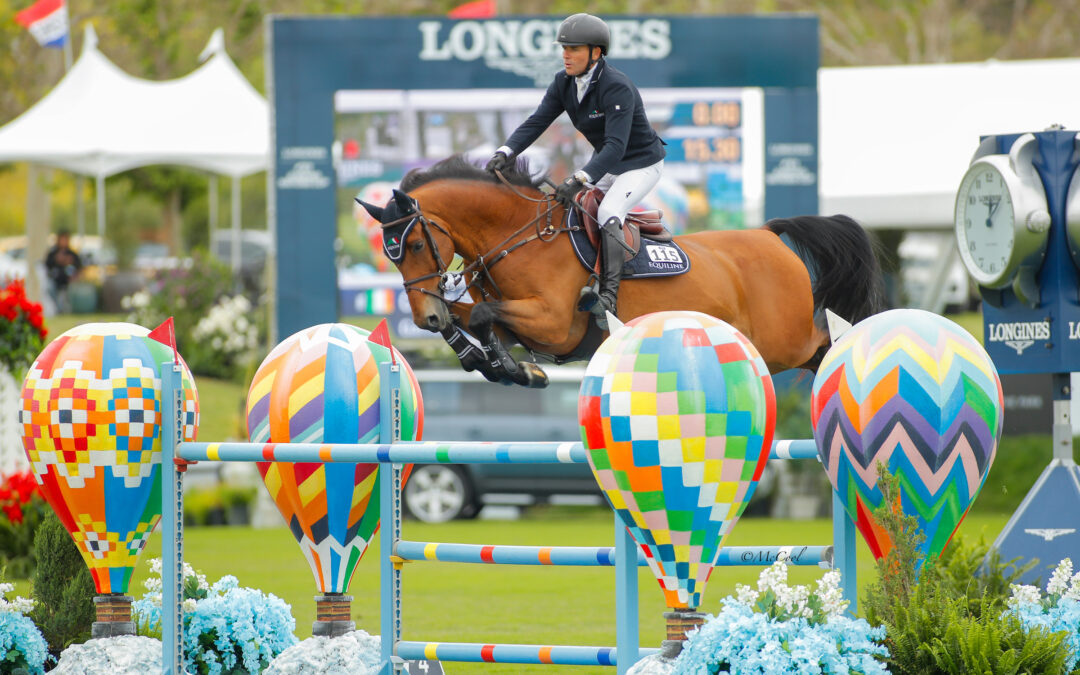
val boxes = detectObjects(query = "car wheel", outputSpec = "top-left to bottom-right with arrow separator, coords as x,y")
403,465 -> 475,523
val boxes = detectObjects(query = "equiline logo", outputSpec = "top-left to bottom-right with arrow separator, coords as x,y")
987,320 -> 1051,355
418,19 -> 672,86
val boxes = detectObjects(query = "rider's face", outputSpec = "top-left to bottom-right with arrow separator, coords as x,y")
562,45 -> 597,76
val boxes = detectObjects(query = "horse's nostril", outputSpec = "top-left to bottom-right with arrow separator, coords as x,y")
426,315 -> 441,328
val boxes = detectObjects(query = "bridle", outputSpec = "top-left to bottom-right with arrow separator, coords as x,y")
382,174 -> 575,307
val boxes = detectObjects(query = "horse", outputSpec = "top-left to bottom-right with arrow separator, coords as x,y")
358,155 -> 885,388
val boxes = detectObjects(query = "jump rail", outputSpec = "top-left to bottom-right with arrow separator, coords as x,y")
159,362 -> 857,675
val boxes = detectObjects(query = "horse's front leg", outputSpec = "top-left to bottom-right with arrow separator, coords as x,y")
467,302 -> 549,389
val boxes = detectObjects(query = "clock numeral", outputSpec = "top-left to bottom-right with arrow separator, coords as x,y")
969,241 -> 975,253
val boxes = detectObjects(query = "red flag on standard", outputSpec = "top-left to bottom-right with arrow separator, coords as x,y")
448,0 -> 495,19
15,0 -> 69,48
367,318 -> 396,365
148,317 -> 179,364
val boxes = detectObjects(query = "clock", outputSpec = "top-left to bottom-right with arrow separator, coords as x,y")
954,133 -> 1051,290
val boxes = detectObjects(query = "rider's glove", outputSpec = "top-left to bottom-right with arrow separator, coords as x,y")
485,151 -> 512,173
554,174 -> 587,207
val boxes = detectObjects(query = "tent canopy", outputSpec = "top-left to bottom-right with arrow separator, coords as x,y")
0,25 -> 268,178
820,58 -> 1080,229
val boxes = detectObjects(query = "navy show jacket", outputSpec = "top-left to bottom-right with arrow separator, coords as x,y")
505,58 -> 666,180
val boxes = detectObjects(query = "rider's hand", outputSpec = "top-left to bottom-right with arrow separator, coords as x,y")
554,175 -> 586,207
485,151 -> 512,173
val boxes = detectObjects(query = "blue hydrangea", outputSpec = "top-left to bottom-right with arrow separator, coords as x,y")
0,611 -> 49,675
133,565 -> 297,675
1010,597 -> 1080,671
674,594 -> 889,674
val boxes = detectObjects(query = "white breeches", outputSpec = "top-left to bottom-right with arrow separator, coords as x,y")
593,160 -> 664,227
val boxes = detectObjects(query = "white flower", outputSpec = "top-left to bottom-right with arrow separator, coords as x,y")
1066,573 -> 1080,602
1047,558 -> 1073,596
757,560 -> 788,596
150,558 -> 163,575
182,598 -> 197,613
1008,583 -> 1043,608
144,576 -> 162,593
735,584 -> 758,606
816,569 -> 849,617
121,296 -> 132,310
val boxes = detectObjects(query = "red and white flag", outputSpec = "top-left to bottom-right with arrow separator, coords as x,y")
15,0 -> 69,49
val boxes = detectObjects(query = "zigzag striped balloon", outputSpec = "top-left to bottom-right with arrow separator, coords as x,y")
580,311 -> 775,610
246,323 -> 422,593
811,309 -> 1002,562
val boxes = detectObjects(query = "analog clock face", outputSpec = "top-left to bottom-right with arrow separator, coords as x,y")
956,162 -> 1015,283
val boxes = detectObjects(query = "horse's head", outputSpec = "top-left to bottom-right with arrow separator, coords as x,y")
356,189 -> 455,333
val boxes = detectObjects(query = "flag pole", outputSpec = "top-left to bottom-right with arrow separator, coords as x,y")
59,2 -> 86,241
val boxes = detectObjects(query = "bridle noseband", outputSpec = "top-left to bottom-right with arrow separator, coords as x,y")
382,177 -> 571,308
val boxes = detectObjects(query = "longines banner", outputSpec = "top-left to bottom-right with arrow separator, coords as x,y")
269,15 -> 819,338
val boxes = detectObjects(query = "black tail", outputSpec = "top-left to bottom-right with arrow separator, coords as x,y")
765,214 -> 886,330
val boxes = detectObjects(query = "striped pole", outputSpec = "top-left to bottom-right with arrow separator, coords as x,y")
396,641 -> 658,666
393,541 -> 832,568
177,438 -> 818,464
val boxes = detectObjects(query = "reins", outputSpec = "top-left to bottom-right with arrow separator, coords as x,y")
391,170 -> 577,306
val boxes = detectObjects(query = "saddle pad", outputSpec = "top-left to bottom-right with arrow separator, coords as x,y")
568,212 -> 690,278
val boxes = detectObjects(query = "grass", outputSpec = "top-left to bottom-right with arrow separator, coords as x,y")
60,508 -> 1000,675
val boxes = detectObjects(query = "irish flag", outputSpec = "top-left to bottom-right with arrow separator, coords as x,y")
15,0 -> 69,48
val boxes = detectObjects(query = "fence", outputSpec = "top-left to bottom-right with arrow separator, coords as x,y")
158,361 -> 857,674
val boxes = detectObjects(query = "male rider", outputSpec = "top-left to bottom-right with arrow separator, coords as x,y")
486,13 -> 666,329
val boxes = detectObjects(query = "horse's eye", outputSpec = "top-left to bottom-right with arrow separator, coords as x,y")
410,240 -> 425,253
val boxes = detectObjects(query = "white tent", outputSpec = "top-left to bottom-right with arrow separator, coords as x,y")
0,25 -> 268,178
820,58 -> 1080,229
0,25 -> 268,270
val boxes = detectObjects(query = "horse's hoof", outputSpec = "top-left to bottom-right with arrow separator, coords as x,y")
520,362 -> 549,389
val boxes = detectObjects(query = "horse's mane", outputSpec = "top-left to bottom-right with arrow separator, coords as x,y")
400,154 -> 539,193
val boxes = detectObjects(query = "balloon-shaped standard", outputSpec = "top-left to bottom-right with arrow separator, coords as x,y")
811,309 -> 1003,564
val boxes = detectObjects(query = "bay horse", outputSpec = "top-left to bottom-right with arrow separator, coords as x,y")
358,155 -> 885,388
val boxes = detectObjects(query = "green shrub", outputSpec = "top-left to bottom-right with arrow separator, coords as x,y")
862,464 -> 1072,674
29,511 -> 95,659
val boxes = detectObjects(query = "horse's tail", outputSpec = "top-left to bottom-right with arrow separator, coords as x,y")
765,214 -> 887,331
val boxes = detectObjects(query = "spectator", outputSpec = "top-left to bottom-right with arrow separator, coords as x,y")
44,230 -> 82,314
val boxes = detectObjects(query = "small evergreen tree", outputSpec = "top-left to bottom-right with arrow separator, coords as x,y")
862,464 -> 1070,674
29,510 -> 95,659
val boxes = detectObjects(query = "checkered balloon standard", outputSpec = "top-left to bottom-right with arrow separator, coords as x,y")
811,309 -> 1003,564
246,323 -> 423,593
19,322 -> 199,594
579,311 -> 776,610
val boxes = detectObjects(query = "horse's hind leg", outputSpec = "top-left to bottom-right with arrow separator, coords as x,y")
468,302 -> 549,389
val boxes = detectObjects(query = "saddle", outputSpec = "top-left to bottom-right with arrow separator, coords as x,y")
574,188 -> 672,262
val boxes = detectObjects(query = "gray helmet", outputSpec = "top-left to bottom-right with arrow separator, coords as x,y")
554,13 -> 609,55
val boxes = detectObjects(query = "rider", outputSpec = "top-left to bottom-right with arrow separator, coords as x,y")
486,13 -> 665,327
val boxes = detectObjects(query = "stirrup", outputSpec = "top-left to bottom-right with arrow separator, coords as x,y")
578,283 -> 600,312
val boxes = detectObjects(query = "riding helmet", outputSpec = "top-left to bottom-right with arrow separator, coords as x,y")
554,13 -> 610,55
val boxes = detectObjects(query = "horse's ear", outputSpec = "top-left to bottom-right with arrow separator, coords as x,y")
355,198 -> 384,222
391,189 -> 415,213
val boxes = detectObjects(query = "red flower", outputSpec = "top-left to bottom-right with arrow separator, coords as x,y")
3,502 -> 23,525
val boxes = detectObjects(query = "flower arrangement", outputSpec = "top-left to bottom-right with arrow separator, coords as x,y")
675,560 -> 888,674
0,579 -> 48,674
123,251 -> 265,382
133,558 -> 297,675
0,471 -> 48,579
0,280 -> 46,374
185,294 -> 261,381
1007,558 -> 1080,671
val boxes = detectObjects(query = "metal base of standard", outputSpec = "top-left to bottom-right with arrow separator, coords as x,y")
660,609 -> 706,658
92,594 -> 135,637
313,593 -> 355,637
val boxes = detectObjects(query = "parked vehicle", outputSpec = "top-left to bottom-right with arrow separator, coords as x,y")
403,367 -> 600,522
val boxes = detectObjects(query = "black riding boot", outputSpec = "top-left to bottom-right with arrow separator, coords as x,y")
578,217 -> 624,330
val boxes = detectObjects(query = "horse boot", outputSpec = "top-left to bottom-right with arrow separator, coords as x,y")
578,216 -> 625,331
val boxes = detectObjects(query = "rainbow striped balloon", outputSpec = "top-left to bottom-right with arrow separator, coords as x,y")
19,323 -> 199,593
246,323 -> 422,593
811,309 -> 1002,562
580,311 -> 775,610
